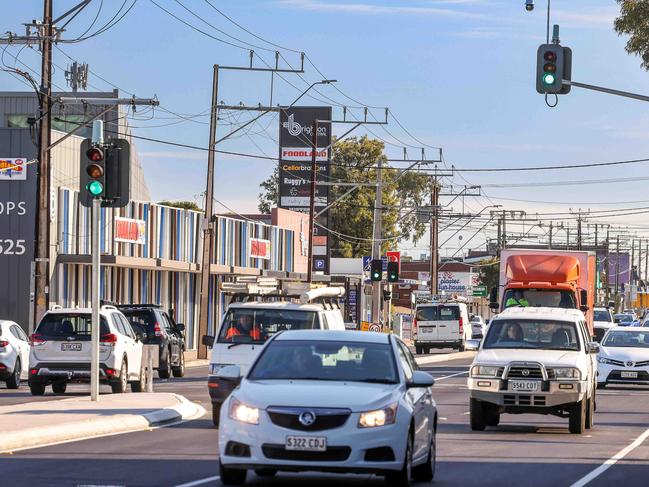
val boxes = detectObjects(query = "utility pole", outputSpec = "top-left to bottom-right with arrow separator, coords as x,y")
577,212 -> 582,251
501,210 -> 507,250
307,120 -> 318,283
548,222 -> 553,249
605,226 -> 610,305
430,178 -> 440,294
615,235 -> 620,312
594,224 -> 598,249
371,157 -> 383,324
197,65 -> 219,360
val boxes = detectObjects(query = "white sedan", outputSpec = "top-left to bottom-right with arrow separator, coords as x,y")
0,320 -> 30,388
217,330 -> 437,486
597,327 -> 649,388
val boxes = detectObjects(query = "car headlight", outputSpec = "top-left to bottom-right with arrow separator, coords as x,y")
358,403 -> 398,428
597,357 -> 614,365
471,365 -> 500,378
550,367 -> 581,380
228,397 -> 259,425
209,363 -> 230,375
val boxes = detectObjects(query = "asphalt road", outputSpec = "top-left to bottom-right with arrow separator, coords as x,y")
1,356 -> 649,487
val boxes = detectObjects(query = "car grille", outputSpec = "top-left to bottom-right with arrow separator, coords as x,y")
267,407 -> 351,431
605,358 -> 625,366
504,394 -> 546,406
262,444 -> 351,462
634,360 -> 649,367
506,365 -> 544,380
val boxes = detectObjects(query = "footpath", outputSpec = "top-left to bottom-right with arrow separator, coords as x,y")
0,392 -> 205,453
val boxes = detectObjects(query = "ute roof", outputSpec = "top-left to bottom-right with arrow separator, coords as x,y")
275,329 -> 391,344
506,254 -> 581,283
494,306 -> 584,322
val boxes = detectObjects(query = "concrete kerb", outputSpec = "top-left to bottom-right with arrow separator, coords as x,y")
415,351 -> 476,366
0,393 -> 205,454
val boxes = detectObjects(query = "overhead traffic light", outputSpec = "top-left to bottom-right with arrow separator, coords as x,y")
536,44 -> 572,95
80,138 -> 131,208
370,259 -> 382,282
387,261 -> 399,283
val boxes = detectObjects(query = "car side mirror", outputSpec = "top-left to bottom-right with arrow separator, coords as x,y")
588,342 -> 600,354
216,364 -> 242,381
176,323 -> 185,334
580,305 -> 589,313
408,370 -> 435,389
614,318 -> 621,324
202,335 -> 215,347
464,339 -> 481,351
135,332 -> 142,342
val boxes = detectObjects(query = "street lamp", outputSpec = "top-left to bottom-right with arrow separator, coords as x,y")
289,79 -> 337,107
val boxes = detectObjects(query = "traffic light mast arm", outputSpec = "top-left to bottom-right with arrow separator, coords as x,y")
562,80 -> 649,103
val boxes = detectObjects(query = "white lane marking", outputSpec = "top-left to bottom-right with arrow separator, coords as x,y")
174,475 -> 221,487
435,370 -> 469,381
569,427 -> 649,487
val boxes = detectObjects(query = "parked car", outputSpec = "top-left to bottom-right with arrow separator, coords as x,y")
593,307 -> 614,342
217,330 -> 437,486
28,305 -> 146,395
0,320 -> 30,389
597,327 -> 649,388
470,315 -> 487,339
118,304 -> 186,379
203,287 -> 347,427
413,300 -> 472,354
468,306 -> 598,434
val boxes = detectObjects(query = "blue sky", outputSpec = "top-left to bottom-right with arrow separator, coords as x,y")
3,0 -> 649,255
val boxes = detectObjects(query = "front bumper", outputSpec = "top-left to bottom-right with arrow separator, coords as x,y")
218,406 -> 409,474
598,363 -> 649,385
468,378 -> 588,407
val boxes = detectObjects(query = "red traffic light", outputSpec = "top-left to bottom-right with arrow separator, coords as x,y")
86,163 -> 104,179
543,51 -> 557,62
86,147 -> 104,162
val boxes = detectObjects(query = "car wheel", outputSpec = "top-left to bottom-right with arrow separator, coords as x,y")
596,382 -> 606,389
412,428 -> 436,482
569,399 -> 586,434
254,469 -> 277,477
219,462 -> 247,485
158,349 -> 172,379
6,358 -> 21,389
29,380 -> 46,396
470,398 -> 487,431
415,345 -> 422,355
585,394 -> 595,430
385,434 -> 412,487
52,381 -> 67,394
485,405 -> 500,427
131,363 -> 146,393
458,341 -> 465,352
212,403 -> 222,427
111,361 -> 128,394
172,350 -> 185,378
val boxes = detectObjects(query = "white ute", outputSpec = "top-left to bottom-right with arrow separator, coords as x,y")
468,307 -> 598,434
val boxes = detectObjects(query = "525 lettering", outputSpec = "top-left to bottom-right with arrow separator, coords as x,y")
0,239 -> 26,255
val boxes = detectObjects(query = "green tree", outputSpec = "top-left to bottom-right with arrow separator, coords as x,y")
615,0 -> 649,70
477,258 -> 500,292
258,136 -> 431,258
158,200 -> 201,211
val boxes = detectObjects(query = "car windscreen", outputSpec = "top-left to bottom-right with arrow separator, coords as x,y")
602,330 -> 649,348
248,340 -> 399,384
483,319 -> 580,351
614,314 -> 634,323
36,314 -> 109,340
594,310 -> 612,322
416,305 -> 459,322
503,289 -> 576,309
217,309 -> 318,344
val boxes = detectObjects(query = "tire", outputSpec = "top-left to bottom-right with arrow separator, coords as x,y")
485,405 -> 500,427
596,382 -> 606,390
585,394 -> 595,430
458,341 -> 465,352
6,358 -> 21,389
385,434 -> 412,487
412,428 -> 436,482
212,403 -> 222,427
219,462 -> 247,486
254,469 -> 277,477
569,399 -> 586,434
29,380 -> 46,396
415,345 -> 423,355
158,349 -> 172,379
131,363 -> 146,393
111,360 -> 128,394
52,381 -> 67,394
470,398 -> 487,431
172,350 -> 185,378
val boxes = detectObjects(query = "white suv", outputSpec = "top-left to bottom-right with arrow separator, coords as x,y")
0,320 -> 30,389
29,305 -> 145,395
468,307 -> 598,434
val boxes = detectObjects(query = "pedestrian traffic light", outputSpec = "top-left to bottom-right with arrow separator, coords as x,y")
387,261 -> 399,283
536,44 -> 572,95
383,290 -> 392,301
370,259 -> 382,282
80,139 -> 106,206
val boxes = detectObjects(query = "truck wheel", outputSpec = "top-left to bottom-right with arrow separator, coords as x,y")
585,394 -> 595,429
485,405 -> 500,427
569,399 -> 586,434
470,398 -> 487,431
212,403 -> 222,427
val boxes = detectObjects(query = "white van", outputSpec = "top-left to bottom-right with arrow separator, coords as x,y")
202,287 -> 346,426
414,301 -> 471,354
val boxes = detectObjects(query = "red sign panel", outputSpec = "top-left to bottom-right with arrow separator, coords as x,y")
250,238 -> 271,260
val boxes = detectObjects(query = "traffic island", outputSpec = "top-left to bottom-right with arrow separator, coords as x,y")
0,392 -> 205,453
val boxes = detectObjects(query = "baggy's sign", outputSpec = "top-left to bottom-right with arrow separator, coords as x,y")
114,217 -> 146,245
0,158 -> 27,180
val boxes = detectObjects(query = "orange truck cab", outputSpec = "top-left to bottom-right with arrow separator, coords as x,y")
489,250 -> 596,336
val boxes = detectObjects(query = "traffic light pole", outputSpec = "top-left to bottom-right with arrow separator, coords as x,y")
371,158 -> 383,325
563,80 -> 649,103
90,120 -> 103,402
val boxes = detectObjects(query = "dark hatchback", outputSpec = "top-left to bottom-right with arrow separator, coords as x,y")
118,305 -> 186,378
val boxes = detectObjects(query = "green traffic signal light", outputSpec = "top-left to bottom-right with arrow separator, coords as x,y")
86,180 -> 104,196
542,73 -> 556,85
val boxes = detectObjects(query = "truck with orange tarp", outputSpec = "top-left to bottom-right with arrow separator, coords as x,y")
489,250 -> 596,335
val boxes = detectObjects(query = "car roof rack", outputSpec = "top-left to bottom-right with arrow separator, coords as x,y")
415,293 -> 467,305
115,303 -> 163,309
